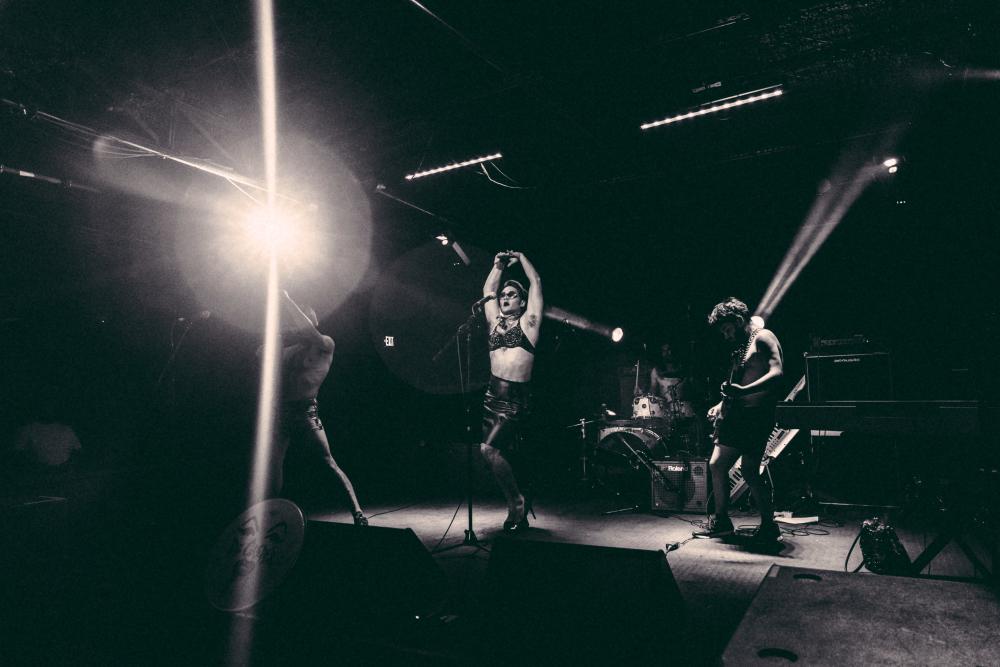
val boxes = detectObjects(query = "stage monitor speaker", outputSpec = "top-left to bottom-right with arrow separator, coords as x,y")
651,457 -> 709,512
722,564 -> 1000,665
483,537 -> 686,664
275,520 -> 447,624
206,502 -> 448,630
805,351 -> 892,401
205,502 -> 452,664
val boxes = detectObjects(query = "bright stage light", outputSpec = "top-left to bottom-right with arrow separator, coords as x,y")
888,165 -> 898,174
231,202 -> 327,271
883,157 -> 899,168
404,153 -> 502,180
641,86 -> 783,131
750,315 -> 765,329
245,207 -> 294,253
544,306 -> 623,342
435,234 -> 450,245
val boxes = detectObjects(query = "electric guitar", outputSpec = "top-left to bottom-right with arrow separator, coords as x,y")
710,329 -> 759,440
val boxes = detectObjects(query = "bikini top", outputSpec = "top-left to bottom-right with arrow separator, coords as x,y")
488,318 -> 536,354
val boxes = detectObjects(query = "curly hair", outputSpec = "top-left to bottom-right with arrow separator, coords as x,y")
707,297 -> 749,327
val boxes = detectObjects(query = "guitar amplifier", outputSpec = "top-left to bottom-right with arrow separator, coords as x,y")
650,458 -> 708,512
805,351 -> 892,401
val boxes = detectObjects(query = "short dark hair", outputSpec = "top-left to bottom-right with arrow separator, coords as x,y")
707,297 -> 749,327
502,279 -> 527,301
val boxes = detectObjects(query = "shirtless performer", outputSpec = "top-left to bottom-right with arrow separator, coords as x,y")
694,297 -> 783,543
648,341 -> 686,403
268,290 -> 367,525
480,251 -> 543,533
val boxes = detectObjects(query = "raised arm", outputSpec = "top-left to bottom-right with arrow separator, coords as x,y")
511,251 -> 543,343
482,252 -> 509,321
281,290 -> 334,352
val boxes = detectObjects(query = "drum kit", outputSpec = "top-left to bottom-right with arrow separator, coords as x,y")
568,389 -> 705,488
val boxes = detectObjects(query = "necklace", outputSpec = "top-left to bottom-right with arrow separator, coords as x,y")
732,327 -> 760,369
497,313 -> 519,329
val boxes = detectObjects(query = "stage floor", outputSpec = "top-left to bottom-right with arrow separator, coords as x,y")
4,474 -> 995,666
305,492 -> 993,664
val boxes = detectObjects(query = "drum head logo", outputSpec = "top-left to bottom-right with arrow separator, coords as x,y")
204,499 -> 306,611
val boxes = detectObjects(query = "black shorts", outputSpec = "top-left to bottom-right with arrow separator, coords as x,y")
482,375 -> 531,451
716,405 -> 775,457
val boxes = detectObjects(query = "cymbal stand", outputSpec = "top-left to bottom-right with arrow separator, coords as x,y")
567,417 -> 601,482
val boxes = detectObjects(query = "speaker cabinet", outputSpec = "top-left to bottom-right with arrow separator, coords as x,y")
205,503 -> 451,664
207,503 -> 448,626
805,351 -> 892,401
483,537 -> 687,664
723,565 -> 1000,665
276,520 -> 447,623
651,458 -> 709,512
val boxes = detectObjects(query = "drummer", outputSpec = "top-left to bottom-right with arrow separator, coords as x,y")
647,341 -> 688,405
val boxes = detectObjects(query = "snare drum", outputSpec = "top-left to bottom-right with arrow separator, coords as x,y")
632,394 -> 668,419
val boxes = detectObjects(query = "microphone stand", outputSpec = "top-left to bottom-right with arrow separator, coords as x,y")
434,305 -> 490,554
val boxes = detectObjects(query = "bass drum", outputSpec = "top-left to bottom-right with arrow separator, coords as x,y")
595,425 -> 669,464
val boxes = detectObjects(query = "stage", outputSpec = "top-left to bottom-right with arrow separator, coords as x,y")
5,462 -> 996,665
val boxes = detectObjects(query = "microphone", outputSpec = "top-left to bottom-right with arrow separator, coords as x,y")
470,294 -> 496,311
177,310 -> 212,322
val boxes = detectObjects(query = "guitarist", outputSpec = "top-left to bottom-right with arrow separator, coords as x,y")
694,298 -> 784,543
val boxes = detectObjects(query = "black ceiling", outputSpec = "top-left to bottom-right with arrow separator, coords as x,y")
3,1 -> 999,366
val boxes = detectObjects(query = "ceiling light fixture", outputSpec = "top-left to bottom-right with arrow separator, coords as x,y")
405,153 -> 503,180
640,85 -> 783,131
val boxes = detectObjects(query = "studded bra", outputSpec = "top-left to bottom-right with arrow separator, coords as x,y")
488,318 -> 536,354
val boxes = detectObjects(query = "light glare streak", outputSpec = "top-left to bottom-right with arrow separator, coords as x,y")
248,0 -> 282,510
257,0 -> 279,206
229,2 -> 282,664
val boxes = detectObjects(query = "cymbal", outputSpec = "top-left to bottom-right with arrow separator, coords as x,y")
565,418 -> 603,429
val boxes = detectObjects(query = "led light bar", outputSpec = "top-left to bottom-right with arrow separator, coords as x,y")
405,153 -> 502,180
640,86 -> 783,131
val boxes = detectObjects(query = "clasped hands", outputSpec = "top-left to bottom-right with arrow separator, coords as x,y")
494,250 -> 522,268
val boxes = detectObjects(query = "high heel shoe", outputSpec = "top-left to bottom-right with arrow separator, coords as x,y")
503,497 -> 531,534
503,514 -> 529,533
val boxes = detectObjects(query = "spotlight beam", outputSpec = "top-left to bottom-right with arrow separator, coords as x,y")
544,306 -> 623,342
757,159 -> 887,320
